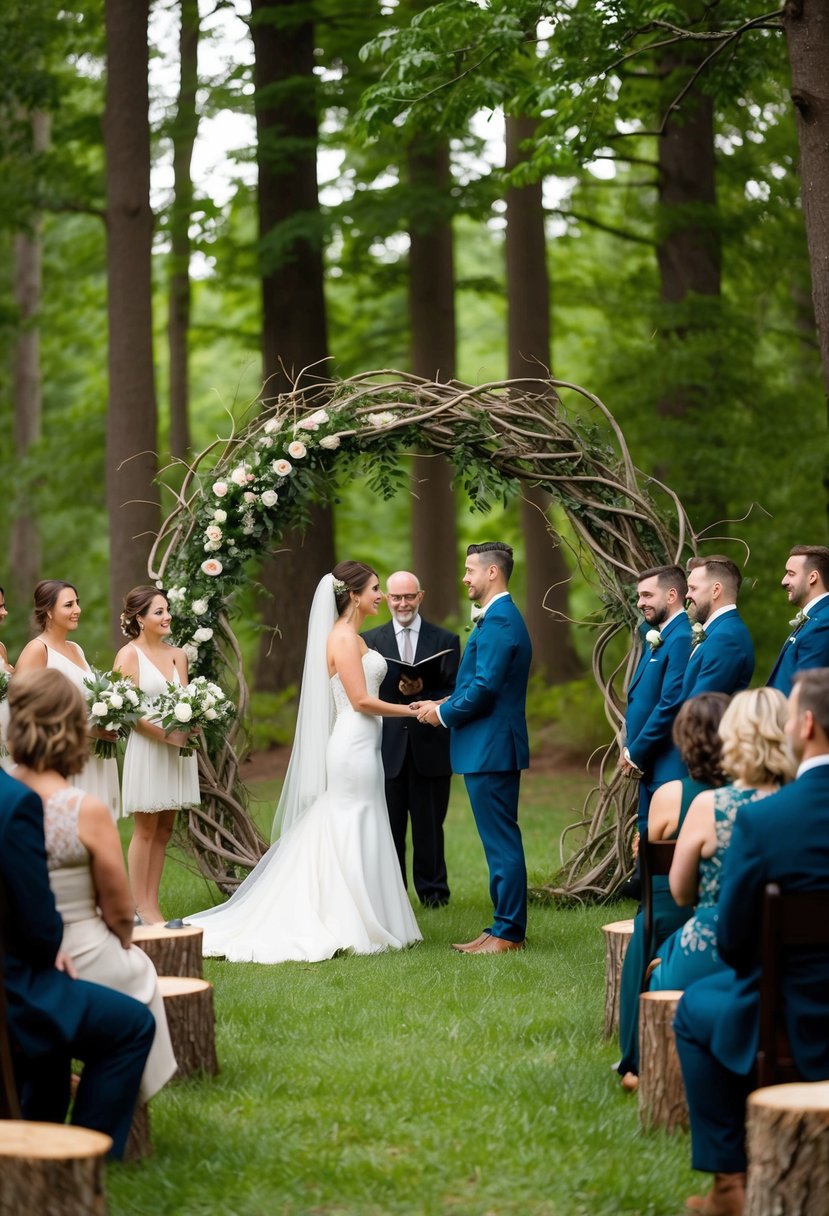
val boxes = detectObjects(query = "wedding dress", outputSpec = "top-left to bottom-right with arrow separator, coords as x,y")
186,580 -> 422,964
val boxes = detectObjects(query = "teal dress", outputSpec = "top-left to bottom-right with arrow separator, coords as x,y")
649,785 -> 763,992
616,777 -> 708,1077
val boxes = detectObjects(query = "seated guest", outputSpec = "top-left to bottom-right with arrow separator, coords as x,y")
7,669 -> 176,1104
0,769 -> 154,1158
675,668 -> 829,1216
617,692 -> 730,1091
649,688 -> 794,993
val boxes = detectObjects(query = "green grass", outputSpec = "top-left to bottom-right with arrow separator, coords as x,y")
108,770 -> 697,1216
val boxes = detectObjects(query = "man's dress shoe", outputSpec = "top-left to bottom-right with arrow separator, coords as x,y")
452,932 -> 491,953
685,1172 -> 746,1215
466,935 -> 525,954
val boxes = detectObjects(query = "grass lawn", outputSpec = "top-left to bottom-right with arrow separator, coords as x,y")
107,767 -> 698,1216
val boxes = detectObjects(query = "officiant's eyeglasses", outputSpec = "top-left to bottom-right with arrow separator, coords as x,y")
387,593 -> 421,602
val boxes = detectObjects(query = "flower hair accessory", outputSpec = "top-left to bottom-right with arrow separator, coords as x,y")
119,611 -> 133,638
645,628 -> 662,651
332,578 -> 348,595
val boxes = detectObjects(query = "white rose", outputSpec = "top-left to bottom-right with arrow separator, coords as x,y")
193,627 -> 213,643
261,489 -> 278,508
213,509 -> 227,524
319,434 -> 340,451
204,539 -> 222,552
367,411 -> 396,428
299,408 -> 328,430
272,459 -> 292,477
167,586 -> 186,603
91,702 -> 108,718
183,642 -> 199,664
191,599 -> 208,616
108,693 -> 123,711
257,435 -> 274,449
212,481 -> 228,497
645,629 -> 662,649
201,558 -> 223,576
126,688 -> 139,706
201,694 -> 215,709
205,525 -> 223,543
243,491 -> 256,504
263,418 -> 279,435
230,465 -> 249,486
287,440 -> 307,460
173,702 -> 193,723
205,708 -> 218,721
207,683 -> 223,697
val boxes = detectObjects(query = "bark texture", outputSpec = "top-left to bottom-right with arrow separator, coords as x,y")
602,918 -> 634,1041
132,922 -> 204,978
638,990 -> 688,1132
745,1082 -> 829,1216
0,1122 -> 110,1215
159,976 -> 219,1078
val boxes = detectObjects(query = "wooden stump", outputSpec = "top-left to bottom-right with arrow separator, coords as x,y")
132,924 -> 204,978
123,1102 -> 152,1163
158,976 -> 218,1079
745,1081 -> 829,1216
0,1121 -> 111,1216
638,989 -> 687,1132
601,919 -> 634,1041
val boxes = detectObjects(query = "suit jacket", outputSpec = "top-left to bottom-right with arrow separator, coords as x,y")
0,769 -> 87,1058
625,610 -> 692,787
439,596 -> 531,775
681,609 -> 754,700
712,763 -> 829,1077
767,595 -> 829,696
362,618 -> 460,779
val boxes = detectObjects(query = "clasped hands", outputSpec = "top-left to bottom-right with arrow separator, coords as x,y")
410,698 -> 447,727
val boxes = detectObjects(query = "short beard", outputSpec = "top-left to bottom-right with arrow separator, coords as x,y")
649,603 -> 669,629
688,600 -> 710,625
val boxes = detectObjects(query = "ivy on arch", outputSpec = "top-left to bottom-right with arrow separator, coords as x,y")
150,371 -> 693,902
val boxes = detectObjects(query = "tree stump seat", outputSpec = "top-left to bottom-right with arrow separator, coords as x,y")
158,975 -> 218,1079
745,1081 -> 829,1216
601,918 -> 634,1041
123,1101 -> 152,1163
0,1120 -> 111,1216
638,989 -> 688,1132
132,923 -> 204,978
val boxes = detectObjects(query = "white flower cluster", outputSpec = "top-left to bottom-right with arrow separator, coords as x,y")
152,676 -> 234,756
82,671 -> 147,759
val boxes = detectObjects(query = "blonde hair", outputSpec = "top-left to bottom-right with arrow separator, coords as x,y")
719,687 -> 795,787
7,668 -> 90,777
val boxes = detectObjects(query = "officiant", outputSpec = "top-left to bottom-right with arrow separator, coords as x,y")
363,571 -> 461,907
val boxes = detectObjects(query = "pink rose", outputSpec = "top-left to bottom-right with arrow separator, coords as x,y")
201,559 -> 223,577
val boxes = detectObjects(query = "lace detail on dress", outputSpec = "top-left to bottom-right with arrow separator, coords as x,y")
43,786 -> 88,870
330,650 -> 387,717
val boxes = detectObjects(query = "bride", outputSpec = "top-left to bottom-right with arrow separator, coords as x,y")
185,561 -> 423,963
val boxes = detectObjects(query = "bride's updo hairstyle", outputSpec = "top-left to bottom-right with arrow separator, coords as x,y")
121,585 -> 166,639
332,561 -> 377,615
33,580 -> 79,631
7,668 -> 89,777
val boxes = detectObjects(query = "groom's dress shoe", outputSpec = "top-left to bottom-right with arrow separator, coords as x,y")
452,932 -> 491,953
467,935 -> 525,954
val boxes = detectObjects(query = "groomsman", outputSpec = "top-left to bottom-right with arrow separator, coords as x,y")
674,667 -> 829,1215
767,545 -> 829,695
363,571 -> 460,907
621,565 -> 692,834
682,556 -> 754,699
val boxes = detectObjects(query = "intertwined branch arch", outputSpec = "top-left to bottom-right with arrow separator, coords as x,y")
151,371 -> 692,900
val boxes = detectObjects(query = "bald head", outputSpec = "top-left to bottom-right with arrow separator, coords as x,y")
385,570 -> 424,625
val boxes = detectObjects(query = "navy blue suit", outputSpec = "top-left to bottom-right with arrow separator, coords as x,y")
767,595 -> 829,696
625,611 -> 692,830
0,769 -> 155,1158
674,762 -> 829,1174
440,595 -> 532,941
681,609 -> 754,700
363,617 -> 460,905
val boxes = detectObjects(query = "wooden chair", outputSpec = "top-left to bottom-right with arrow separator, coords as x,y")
639,835 -> 677,990
757,882 -> 829,1088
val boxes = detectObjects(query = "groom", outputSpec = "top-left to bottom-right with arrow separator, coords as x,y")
414,542 -> 532,953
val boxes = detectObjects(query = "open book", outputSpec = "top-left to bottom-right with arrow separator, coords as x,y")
379,648 -> 454,681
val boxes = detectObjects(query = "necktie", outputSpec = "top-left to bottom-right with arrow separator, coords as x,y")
401,628 -> 413,664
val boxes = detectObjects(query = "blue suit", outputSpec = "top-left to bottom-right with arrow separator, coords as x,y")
0,769 -> 155,1158
681,609 -> 754,700
440,595 -> 532,941
625,610 -> 692,830
674,763 -> 829,1174
767,595 -> 829,696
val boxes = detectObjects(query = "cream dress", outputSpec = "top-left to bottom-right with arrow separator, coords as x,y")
44,642 -> 121,819
121,646 -> 200,814
43,785 -> 177,1101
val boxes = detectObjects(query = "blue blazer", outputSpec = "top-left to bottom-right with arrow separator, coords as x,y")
712,764 -> 829,1077
767,595 -> 829,696
0,769 -> 87,1058
625,610 -> 692,787
681,609 -> 754,700
440,595 -> 531,775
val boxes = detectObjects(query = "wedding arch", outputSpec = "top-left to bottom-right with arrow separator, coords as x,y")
150,370 -> 693,901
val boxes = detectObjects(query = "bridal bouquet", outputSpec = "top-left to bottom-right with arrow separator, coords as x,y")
83,670 -> 147,759
152,676 -> 233,757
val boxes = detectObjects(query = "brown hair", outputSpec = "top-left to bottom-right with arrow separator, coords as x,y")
121,585 -> 167,639
467,542 -> 514,583
793,668 -> 829,737
686,554 -> 742,595
7,668 -> 89,777
718,687 -> 795,787
789,545 -> 829,591
672,692 -> 730,785
637,564 -> 687,598
332,561 -> 377,615
33,580 -> 79,632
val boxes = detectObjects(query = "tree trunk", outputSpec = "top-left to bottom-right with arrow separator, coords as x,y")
408,137 -> 459,620
505,114 -> 581,681
601,918 -> 634,1041
638,990 -> 688,1132
167,0 -> 200,462
250,0 -> 334,690
745,1082 -> 829,1216
103,0 -> 159,648
10,110 -> 49,610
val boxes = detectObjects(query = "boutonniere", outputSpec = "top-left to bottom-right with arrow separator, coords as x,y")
645,628 -> 662,652
467,604 -> 483,632
691,622 -> 706,649
788,608 -> 808,634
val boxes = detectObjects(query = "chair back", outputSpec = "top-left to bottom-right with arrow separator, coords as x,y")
639,835 -> 676,991
757,882 -> 829,1088
0,874 -> 22,1118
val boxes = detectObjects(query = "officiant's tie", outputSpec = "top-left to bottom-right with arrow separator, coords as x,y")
401,628 -> 413,663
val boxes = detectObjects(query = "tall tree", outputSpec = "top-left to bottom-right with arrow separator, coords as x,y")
250,0 -> 334,689
103,0 -> 159,644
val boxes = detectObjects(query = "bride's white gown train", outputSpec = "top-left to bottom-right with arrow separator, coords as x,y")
185,651 -> 422,963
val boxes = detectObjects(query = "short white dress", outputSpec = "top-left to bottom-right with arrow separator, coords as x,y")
45,642 -> 121,820
121,646 -> 200,815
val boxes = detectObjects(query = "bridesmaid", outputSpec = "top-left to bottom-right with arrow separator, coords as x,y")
114,586 -> 200,927
15,579 -> 121,818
